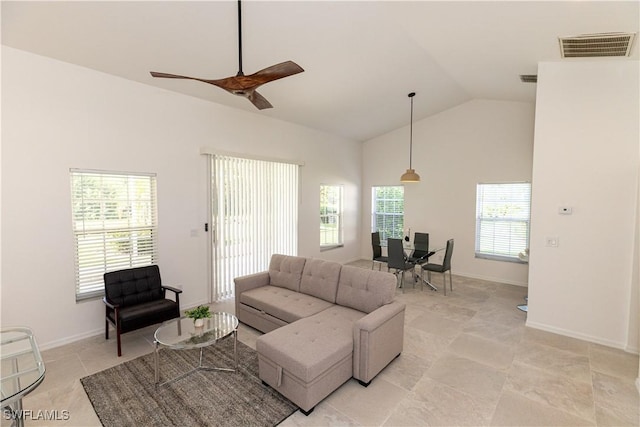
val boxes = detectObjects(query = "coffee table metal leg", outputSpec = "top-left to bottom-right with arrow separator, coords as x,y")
233,329 -> 238,369
154,341 -> 160,387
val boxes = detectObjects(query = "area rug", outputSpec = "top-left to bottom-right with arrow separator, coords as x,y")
80,338 -> 298,426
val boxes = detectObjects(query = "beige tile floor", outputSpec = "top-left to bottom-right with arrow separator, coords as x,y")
6,260 -> 639,426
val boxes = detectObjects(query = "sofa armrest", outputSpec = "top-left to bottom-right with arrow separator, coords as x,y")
352,301 -> 406,385
234,271 -> 270,315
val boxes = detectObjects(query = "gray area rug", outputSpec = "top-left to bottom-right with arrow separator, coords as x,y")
80,337 -> 298,426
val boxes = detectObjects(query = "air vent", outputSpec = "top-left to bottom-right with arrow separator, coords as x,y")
559,32 -> 636,58
520,75 -> 538,83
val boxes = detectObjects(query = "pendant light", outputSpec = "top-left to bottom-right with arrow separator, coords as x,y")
400,92 -> 420,182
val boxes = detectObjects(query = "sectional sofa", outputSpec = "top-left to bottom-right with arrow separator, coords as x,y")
234,254 -> 406,415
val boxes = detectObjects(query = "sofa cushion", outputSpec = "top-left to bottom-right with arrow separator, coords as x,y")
269,254 -> 306,292
240,286 -> 333,324
300,258 -> 342,303
336,265 -> 397,314
256,305 -> 365,383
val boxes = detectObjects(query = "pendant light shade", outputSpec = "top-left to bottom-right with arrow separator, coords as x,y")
400,92 -> 420,183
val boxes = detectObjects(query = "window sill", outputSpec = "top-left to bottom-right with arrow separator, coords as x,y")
320,244 -> 344,252
475,253 -> 528,264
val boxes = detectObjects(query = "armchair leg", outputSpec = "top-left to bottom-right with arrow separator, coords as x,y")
105,319 -> 109,340
116,324 -> 122,357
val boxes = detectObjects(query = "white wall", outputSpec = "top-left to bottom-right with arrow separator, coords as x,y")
362,99 -> 535,286
1,47 -> 362,349
528,61 -> 639,351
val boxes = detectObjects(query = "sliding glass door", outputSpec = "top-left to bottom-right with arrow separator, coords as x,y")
209,154 -> 299,301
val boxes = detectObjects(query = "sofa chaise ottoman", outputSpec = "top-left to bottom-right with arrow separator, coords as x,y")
234,254 -> 405,414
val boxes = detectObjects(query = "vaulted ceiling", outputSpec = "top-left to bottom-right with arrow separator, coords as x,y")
2,1 -> 638,141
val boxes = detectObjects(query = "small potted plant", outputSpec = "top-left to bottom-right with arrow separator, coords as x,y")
184,305 -> 212,328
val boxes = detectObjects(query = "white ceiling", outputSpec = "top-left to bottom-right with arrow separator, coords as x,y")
2,1 -> 638,141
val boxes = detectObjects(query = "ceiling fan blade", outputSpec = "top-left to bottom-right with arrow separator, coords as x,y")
247,91 -> 273,110
249,61 -> 305,84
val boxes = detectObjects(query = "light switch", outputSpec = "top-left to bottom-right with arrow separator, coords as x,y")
545,237 -> 559,247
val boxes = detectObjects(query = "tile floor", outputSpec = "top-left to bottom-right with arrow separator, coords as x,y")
7,260 -> 639,426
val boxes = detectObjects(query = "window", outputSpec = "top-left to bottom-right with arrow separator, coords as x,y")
71,170 -> 158,300
320,185 -> 343,249
372,186 -> 404,244
475,182 -> 531,262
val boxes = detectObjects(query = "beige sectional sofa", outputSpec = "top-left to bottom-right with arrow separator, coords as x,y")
234,254 -> 405,415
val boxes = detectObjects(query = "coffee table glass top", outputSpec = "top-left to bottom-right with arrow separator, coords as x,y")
154,312 -> 238,350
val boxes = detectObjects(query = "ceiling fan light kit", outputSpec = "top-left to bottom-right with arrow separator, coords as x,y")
150,0 -> 303,110
400,92 -> 420,183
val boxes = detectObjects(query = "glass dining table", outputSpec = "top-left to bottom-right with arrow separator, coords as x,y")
1,327 -> 46,427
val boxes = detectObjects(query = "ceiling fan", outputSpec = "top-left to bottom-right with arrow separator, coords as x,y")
150,0 -> 304,110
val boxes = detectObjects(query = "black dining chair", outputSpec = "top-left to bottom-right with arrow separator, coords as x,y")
407,232 -> 430,264
422,239 -> 455,295
371,232 -> 388,270
387,238 -> 415,291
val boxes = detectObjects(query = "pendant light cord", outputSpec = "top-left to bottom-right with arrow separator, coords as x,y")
409,92 -> 415,169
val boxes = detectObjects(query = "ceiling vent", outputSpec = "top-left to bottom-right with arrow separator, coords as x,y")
519,74 -> 538,83
559,32 -> 636,58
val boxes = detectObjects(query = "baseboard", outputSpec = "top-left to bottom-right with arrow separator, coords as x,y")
39,328 -> 104,351
526,320 -> 639,354
453,271 -> 528,287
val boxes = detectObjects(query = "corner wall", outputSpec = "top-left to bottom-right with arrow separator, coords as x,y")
1,47 -> 362,349
362,99 -> 535,286
527,60 -> 640,351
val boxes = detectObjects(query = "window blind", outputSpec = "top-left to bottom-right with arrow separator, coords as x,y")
371,186 -> 404,243
320,185 -> 343,249
71,170 -> 158,300
475,182 -> 531,262
211,155 -> 298,301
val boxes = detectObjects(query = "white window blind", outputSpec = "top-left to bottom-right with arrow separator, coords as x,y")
371,186 -> 404,244
475,182 -> 531,262
70,170 -> 158,300
211,155 -> 298,301
320,185 -> 343,249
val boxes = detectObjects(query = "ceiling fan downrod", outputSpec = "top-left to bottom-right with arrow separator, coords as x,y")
237,0 -> 244,77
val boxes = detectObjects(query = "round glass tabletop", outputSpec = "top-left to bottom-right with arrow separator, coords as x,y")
154,312 -> 238,350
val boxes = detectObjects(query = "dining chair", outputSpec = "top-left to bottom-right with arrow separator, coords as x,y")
371,232 -> 388,270
407,232 -> 430,264
422,239 -> 454,295
387,238 -> 415,291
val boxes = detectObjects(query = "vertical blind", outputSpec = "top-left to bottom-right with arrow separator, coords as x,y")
211,155 -> 298,301
475,182 -> 531,262
71,170 -> 158,300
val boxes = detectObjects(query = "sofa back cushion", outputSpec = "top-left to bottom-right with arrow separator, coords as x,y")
336,266 -> 396,313
300,258 -> 342,303
104,265 -> 163,307
269,254 -> 307,292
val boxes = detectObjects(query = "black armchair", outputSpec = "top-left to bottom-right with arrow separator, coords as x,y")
103,265 -> 182,356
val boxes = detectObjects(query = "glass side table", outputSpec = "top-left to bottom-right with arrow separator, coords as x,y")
153,312 -> 238,387
1,327 -> 46,427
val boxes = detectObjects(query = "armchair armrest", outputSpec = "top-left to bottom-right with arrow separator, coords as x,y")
102,297 -> 119,310
161,285 -> 182,306
352,301 -> 406,385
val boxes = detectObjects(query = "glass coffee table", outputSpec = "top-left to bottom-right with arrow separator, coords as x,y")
153,312 -> 238,387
